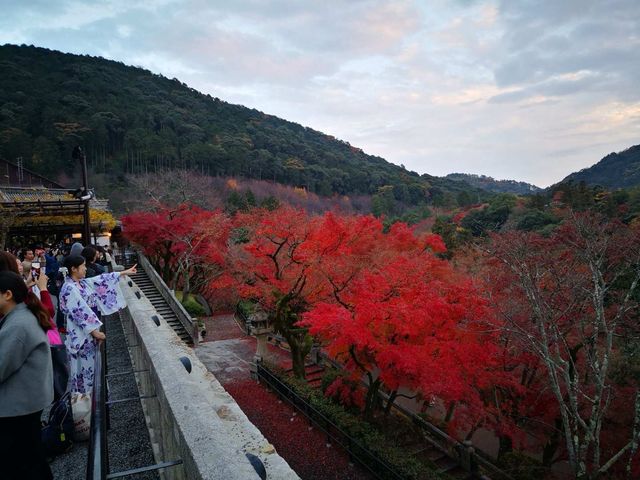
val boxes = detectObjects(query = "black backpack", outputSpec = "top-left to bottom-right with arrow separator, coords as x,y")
41,392 -> 74,456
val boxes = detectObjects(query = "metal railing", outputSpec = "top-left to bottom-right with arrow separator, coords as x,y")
85,315 -> 183,480
233,304 -> 251,335
257,363 -> 406,480
87,329 -> 108,479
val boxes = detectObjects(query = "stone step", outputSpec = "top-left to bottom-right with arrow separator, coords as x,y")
123,259 -> 193,345
154,309 -> 176,315
145,297 -> 166,303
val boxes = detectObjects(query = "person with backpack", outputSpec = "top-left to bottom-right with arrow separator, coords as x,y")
0,271 -> 54,480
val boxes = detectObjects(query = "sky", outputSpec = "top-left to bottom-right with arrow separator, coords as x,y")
1,0 -> 639,187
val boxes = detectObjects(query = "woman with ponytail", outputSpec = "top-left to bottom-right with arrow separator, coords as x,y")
0,271 -> 53,480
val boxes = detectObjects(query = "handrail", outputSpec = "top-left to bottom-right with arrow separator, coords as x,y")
374,392 -> 510,480
136,250 -> 199,346
87,328 -> 108,480
256,363 -> 405,480
233,304 -> 251,335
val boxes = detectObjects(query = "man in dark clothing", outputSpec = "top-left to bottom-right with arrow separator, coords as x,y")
81,246 -> 102,278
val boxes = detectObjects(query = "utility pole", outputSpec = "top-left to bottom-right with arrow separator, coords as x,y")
72,146 -> 91,245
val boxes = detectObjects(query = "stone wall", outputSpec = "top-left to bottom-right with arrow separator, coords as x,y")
120,279 -> 299,480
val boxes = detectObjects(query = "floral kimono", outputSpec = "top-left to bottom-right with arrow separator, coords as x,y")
59,272 -> 125,394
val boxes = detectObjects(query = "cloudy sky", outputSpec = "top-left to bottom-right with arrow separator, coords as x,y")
1,0 -> 639,187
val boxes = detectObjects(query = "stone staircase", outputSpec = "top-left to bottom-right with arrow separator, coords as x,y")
128,266 -> 193,345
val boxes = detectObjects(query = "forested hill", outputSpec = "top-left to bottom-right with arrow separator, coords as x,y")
560,144 -> 640,189
445,173 -> 541,195
0,44 -> 481,206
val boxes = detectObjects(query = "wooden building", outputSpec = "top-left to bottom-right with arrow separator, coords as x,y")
0,158 -> 113,247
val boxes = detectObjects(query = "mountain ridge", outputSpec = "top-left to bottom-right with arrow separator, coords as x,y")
0,44 -> 488,209
445,173 -> 542,195
559,144 -> 640,189
2,44 -> 637,205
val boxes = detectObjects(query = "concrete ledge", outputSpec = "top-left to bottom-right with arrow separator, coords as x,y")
120,278 -> 299,480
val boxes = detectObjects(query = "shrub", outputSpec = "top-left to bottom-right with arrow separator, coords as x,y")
181,295 -> 206,317
320,368 -> 342,393
237,299 -> 256,317
497,452 -> 546,480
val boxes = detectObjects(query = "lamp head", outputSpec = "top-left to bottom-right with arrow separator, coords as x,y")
72,146 -> 84,161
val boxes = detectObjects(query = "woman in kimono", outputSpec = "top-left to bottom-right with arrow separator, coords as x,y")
59,255 -> 137,394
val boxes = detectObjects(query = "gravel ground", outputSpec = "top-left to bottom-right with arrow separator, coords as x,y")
49,311 -> 158,480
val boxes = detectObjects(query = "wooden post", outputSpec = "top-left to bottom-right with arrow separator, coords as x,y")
461,440 -> 479,477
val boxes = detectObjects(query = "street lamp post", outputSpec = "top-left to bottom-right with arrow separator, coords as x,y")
72,146 -> 91,245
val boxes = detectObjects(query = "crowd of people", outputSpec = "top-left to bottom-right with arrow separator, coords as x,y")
0,240 -> 136,479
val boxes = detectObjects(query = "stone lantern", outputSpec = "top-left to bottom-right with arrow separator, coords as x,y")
248,311 -> 272,377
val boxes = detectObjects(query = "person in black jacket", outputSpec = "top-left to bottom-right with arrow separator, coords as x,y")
81,246 -> 103,278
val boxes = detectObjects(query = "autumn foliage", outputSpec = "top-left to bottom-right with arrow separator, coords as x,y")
479,213 -> 640,477
122,200 -> 640,478
122,203 -> 230,303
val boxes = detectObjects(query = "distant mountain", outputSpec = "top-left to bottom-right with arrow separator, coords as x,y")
560,145 -> 640,189
445,173 -> 542,195
0,44 -> 485,210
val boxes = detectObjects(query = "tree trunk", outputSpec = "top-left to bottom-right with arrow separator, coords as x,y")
542,418 -> 562,466
283,329 -> 311,380
364,378 -> 381,420
384,390 -> 398,416
170,268 -> 180,291
444,402 -> 456,423
497,435 -> 513,461
181,269 -> 190,303
290,343 -> 307,379
162,251 -> 173,283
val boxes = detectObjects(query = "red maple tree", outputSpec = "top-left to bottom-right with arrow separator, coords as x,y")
122,203 -> 230,300
301,220 -> 504,426
220,206 -> 331,378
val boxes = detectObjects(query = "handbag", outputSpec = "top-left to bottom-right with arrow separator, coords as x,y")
50,344 -> 69,401
41,392 -> 74,456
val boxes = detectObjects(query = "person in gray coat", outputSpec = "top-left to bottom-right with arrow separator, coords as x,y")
0,271 -> 54,480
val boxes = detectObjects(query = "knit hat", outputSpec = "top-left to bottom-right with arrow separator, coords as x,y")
70,242 -> 84,257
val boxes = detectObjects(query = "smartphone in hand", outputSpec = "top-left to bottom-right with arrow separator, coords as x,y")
31,261 -> 41,280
